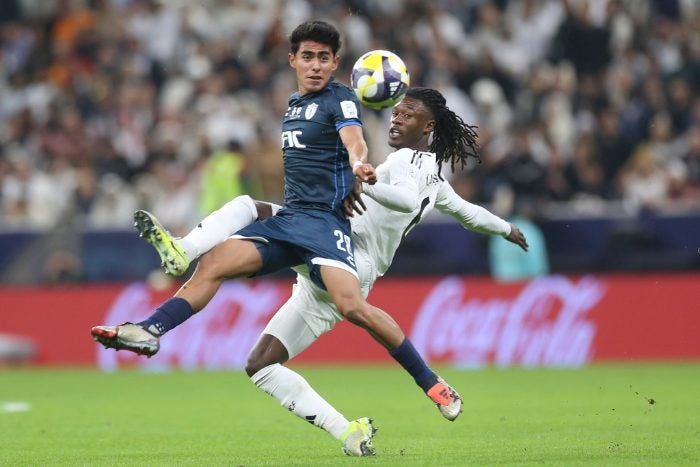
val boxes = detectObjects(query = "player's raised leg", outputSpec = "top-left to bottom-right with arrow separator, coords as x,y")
91,239 -> 263,354
134,195 -> 271,277
320,265 -> 463,421
176,196 -> 277,265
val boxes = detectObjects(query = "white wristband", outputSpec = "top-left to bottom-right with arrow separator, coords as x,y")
352,160 -> 363,169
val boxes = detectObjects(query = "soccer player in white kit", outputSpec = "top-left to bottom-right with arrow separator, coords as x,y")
95,87 -> 528,456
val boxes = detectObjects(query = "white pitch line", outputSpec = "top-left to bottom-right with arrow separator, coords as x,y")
1,402 -> 32,413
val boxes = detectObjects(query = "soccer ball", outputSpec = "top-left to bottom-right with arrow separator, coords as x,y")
350,50 -> 410,109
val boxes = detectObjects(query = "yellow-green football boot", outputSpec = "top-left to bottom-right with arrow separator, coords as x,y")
340,417 -> 376,456
134,210 -> 190,276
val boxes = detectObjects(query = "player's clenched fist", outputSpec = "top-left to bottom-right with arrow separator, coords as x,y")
353,162 -> 377,184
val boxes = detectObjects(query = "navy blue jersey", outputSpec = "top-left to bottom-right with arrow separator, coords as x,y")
281,79 -> 362,214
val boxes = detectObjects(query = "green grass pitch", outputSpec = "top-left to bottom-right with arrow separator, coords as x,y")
1,364 -> 698,465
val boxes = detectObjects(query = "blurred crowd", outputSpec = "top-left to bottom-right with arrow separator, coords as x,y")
1,0 -> 699,234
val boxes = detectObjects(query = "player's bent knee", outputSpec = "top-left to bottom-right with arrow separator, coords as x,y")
195,251 -> 227,280
244,359 -> 263,378
245,334 -> 289,377
336,300 -> 373,327
245,355 -> 280,378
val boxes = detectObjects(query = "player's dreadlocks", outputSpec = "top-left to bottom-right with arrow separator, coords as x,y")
406,87 -> 481,172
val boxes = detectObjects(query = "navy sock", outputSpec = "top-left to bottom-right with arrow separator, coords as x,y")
138,297 -> 194,336
389,338 -> 438,393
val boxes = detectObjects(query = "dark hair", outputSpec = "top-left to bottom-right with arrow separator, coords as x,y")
406,87 -> 481,172
289,21 -> 341,55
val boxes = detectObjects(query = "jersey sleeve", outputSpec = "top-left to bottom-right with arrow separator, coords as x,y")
362,148 -> 420,212
434,180 -> 511,236
328,83 -> 362,131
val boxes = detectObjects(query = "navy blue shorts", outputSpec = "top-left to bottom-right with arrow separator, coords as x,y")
233,208 -> 357,290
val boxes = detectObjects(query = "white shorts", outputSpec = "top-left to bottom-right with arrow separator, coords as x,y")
263,247 -> 378,358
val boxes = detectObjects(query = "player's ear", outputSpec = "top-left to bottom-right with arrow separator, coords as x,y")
424,119 -> 435,135
332,54 -> 339,70
288,52 -> 296,68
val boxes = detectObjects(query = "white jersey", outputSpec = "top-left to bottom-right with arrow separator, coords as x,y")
352,147 -> 511,279
288,147 -> 512,337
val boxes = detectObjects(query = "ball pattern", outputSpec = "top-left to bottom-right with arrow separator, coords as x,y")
351,50 -> 410,109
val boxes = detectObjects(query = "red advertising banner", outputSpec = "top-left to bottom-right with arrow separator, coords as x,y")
1,274 -> 698,369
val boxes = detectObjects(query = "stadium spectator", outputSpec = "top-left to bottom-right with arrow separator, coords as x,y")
619,143 -> 671,212
682,126 -> 700,198
596,105 -> 636,195
489,186 -> 548,282
198,140 -> 261,217
563,134 -> 607,200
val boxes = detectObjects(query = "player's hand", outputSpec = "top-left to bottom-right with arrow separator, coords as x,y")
353,163 -> 377,185
342,180 -> 366,218
506,223 -> 529,251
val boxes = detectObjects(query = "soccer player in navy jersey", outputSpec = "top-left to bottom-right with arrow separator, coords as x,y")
92,22 -> 464,456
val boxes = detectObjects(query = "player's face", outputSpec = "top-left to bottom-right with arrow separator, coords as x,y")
388,97 -> 434,151
289,41 -> 339,96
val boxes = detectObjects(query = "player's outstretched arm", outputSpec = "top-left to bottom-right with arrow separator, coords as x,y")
361,181 -> 418,213
434,181 -> 528,251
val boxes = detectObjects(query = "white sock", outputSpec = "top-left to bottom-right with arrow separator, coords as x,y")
178,195 -> 258,260
251,363 -> 350,440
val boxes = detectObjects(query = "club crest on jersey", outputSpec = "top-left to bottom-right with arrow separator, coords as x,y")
305,103 -> 318,120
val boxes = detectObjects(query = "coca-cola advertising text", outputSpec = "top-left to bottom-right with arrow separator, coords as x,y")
1,274 -> 698,369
